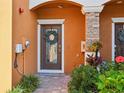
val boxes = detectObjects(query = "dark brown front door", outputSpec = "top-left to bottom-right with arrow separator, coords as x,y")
115,23 -> 124,57
41,25 -> 62,70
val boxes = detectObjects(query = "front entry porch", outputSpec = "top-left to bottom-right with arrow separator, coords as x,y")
35,1 -> 85,74
34,74 -> 70,93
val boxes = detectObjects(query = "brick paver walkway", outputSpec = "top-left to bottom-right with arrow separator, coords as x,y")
34,74 -> 70,93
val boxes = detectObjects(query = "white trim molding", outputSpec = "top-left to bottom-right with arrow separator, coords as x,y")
112,18 -> 124,23
37,19 -> 65,73
112,23 -> 115,61
37,19 -> 65,25
112,18 -> 124,61
37,24 -> 41,72
40,70 -> 64,73
82,5 -> 104,14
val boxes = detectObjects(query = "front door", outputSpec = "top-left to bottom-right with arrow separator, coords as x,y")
115,23 -> 124,57
41,25 -> 62,70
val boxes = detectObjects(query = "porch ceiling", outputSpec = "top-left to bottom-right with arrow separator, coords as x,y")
29,0 -> 111,10
37,1 -> 81,9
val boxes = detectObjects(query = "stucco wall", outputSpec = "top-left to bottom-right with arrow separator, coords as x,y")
35,5 -> 85,73
100,4 -> 124,60
12,0 -> 37,86
0,0 -> 12,92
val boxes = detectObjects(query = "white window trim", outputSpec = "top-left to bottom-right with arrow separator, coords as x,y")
112,18 -> 124,61
37,19 -> 65,25
112,23 -> 115,61
112,18 -> 124,23
37,19 -> 65,73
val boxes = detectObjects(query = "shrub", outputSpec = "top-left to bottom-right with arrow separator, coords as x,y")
19,75 -> 40,93
68,61 -> 124,93
115,62 -> 124,70
96,70 -> 124,93
97,61 -> 114,73
7,85 -> 24,93
68,65 -> 98,93
96,62 -> 124,93
7,75 -> 40,93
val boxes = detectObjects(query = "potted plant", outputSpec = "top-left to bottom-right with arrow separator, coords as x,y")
86,41 -> 102,66
88,41 -> 102,59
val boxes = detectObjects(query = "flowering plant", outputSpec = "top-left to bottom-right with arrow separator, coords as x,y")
88,41 -> 102,52
115,56 -> 124,63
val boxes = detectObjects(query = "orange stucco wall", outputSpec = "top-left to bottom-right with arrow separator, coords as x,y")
12,0 -> 37,86
100,4 -> 124,60
35,5 -> 85,74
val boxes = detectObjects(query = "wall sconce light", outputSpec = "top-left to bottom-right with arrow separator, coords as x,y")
22,37 -> 30,50
25,40 -> 30,48
19,8 -> 24,14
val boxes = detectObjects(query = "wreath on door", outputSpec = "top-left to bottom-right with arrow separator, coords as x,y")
46,31 -> 58,45
118,29 -> 124,42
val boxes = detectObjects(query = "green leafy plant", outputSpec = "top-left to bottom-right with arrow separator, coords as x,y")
19,75 -> 40,93
96,62 -> 124,93
7,75 -> 40,93
7,85 -> 24,93
96,70 -> 124,93
68,60 -> 124,93
97,61 -> 115,73
115,62 -> 124,71
68,65 -> 98,93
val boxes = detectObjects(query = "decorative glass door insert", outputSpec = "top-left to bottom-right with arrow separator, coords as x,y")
115,23 -> 124,57
41,25 -> 62,70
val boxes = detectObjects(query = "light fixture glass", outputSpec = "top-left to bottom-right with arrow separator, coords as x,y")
117,1 -> 123,4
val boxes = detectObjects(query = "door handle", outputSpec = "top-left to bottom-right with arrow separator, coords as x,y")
58,45 -> 61,48
58,45 -> 61,53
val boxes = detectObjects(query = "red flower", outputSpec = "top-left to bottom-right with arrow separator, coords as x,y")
115,56 -> 124,63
